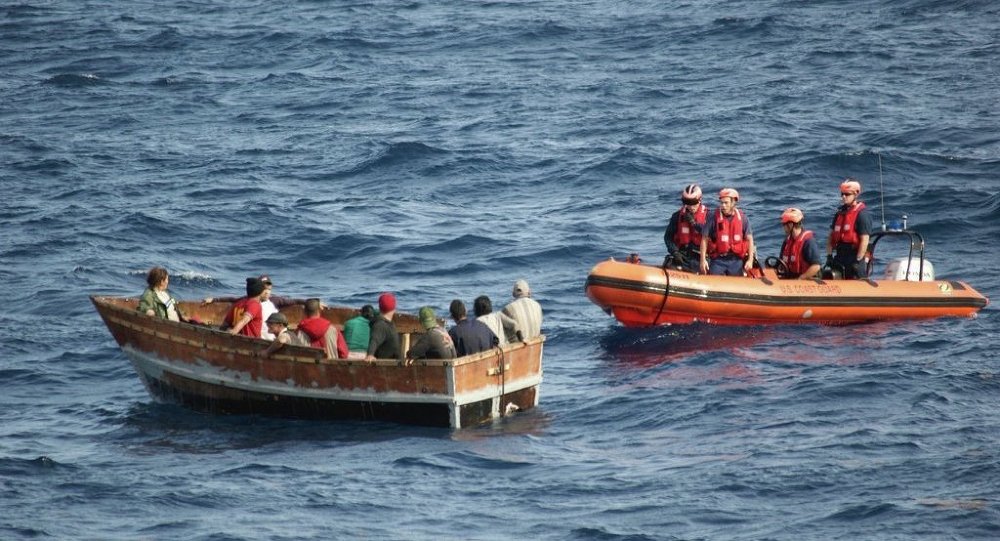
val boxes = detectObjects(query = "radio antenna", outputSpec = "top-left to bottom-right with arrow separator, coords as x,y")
878,152 -> 887,231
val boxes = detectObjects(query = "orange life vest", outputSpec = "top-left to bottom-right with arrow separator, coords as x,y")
831,202 -> 866,246
672,204 -> 708,248
780,230 -> 815,275
709,208 -> 749,258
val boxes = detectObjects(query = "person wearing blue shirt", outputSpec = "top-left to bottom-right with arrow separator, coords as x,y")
826,178 -> 873,279
778,208 -> 822,280
447,299 -> 497,357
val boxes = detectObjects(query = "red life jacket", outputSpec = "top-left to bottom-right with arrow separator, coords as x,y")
672,204 -> 708,248
780,230 -> 815,275
831,202 -> 866,246
709,208 -> 749,258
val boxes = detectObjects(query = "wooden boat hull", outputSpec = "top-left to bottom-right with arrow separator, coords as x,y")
585,259 -> 989,327
92,296 -> 543,428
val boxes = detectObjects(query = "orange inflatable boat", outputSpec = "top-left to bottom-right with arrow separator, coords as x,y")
586,231 -> 989,327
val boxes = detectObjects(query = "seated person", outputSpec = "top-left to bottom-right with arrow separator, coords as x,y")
221,277 -> 267,338
138,266 -> 188,322
296,298 -> 345,359
474,295 -> 520,347
406,306 -> 457,363
260,313 -> 308,358
502,279 -> 542,341
343,304 -> 376,359
448,299 -> 497,356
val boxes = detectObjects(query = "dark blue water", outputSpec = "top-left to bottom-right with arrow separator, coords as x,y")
3,1 -> 999,539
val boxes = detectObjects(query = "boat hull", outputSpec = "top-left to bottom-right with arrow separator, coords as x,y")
585,259 -> 989,327
93,296 -> 543,428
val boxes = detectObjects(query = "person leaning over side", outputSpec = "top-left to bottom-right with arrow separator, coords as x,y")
221,277 -> 267,338
343,304 -> 376,359
366,292 -> 401,362
405,306 -> 457,364
296,298 -> 344,360
699,188 -> 755,276
502,279 -> 542,341
663,183 -> 709,273
448,299 -> 496,357
474,295 -> 520,347
827,178 -> 873,279
259,312 -> 308,359
778,207 -> 822,280
138,266 -> 189,322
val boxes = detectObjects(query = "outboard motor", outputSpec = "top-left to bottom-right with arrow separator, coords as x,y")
883,257 -> 935,281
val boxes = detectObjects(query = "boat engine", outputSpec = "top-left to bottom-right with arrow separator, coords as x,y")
883,257 -> 935,281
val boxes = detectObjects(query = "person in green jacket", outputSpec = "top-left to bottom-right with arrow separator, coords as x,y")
137,266 -> 187,322
342,304 -> 376,358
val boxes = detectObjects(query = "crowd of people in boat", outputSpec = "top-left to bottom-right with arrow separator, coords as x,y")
662,178 -> 872,280
137,269 -> 543,363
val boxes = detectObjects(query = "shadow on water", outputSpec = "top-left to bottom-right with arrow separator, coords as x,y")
597,323 -> 783,368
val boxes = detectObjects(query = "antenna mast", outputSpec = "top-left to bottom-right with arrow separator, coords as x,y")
878,152 -> 887,231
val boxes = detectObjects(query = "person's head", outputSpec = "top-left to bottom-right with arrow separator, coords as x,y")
840,178 -> 862,205
718,188 -> 740,215
681,183 -> 702,208
513,279 -> 531,299
418,306 -> 438,330
246,277 -> 266,299
304,298 -> 322,317
378,292 -> 396,315
449,299 -> 467,322
146,266 -> 169,289
473,295 -> 492,317
258,274 -> 273,300
265,312 -> 288,333
360,304 -> 376,322
781,207 -> 804,234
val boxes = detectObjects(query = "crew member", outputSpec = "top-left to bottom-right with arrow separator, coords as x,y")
778,207 -> 821,280
827,178 -> 872,279
663,183 -> 708,273
700,188 -> 755,276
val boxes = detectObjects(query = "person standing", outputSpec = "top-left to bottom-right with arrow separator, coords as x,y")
827,178 -> 873,279
448,299 -> 496,357
138,266 -> 187,322
778,208 -> 822,280
502,279 -> 542,341
699,188 -> 755,276
222,277 -> 267,338
663,184 -> 709,273
406,306 -> 457,363
366,293 -> 401,361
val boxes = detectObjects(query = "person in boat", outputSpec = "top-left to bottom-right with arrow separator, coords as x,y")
343,304 -> 376,359
203,275 -> 312,340
296,298 -> 347,360
663,184 -> 709,273
474,295 -> 520,347
448,299 -> 497,356
260,312 -> 308,359
778,207 -> 822,280
138,266 -> 189,322
405,306 -> 457,364
221,277 -> 267,338
699,188 -> 756,276
502,279 -> 542,342
827,178 -> 873,279
366,293 -> 401,362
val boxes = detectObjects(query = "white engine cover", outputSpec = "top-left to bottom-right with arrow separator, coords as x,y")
883,257 -> 935,281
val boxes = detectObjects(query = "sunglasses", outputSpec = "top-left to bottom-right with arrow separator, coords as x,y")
682,198 -> 700,206
840,192 -> 854,197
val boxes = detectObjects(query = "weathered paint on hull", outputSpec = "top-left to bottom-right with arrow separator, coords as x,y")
93,296 -> 543,428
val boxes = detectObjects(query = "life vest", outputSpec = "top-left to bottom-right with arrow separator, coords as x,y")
831,202 -> 866,246
709,208 -> 749,258
780,230 -> 815,276
672,204 -> 708,248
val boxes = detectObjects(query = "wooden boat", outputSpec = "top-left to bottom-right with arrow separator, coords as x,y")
91,296 -> 544,428
586,230 -> 988,327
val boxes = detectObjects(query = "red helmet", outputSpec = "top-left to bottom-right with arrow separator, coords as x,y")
681,184 -> 702,201
719,188 -> 740,202
781,207 -> 804,224
840,178 -> 861,195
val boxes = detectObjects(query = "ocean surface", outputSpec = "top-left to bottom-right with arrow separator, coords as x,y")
2,1 -> 998,539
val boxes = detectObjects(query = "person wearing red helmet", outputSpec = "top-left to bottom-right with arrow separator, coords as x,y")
700,188 -> 755,276
826,177 -> 873,279
662,183 -> 709,273
778,208 -> 822,280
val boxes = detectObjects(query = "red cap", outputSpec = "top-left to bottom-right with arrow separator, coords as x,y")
378,292 -> 396,313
